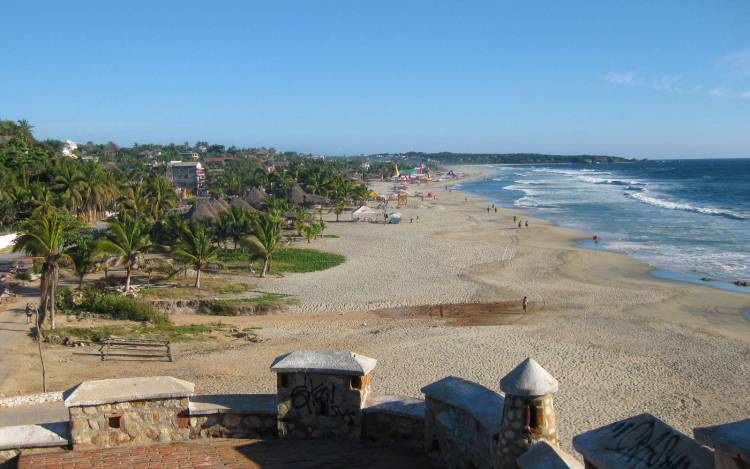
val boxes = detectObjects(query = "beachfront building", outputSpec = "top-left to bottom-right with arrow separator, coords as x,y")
204,155 -> 235,165
168,161 -> 205,197
179,151 -> 200,160
61,140 -> 78,159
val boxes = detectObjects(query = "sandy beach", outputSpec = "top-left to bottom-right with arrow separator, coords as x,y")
1,165 -> 749,454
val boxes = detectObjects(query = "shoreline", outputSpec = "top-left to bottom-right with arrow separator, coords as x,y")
452,164 -> 750,302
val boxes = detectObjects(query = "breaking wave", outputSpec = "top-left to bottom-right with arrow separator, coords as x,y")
626,192 -> 748,220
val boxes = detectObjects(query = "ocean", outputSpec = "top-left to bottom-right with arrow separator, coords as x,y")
458,159 -> 750,291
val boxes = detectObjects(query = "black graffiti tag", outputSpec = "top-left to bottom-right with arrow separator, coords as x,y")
290,379 -> 355,425
606,420 -> 691,468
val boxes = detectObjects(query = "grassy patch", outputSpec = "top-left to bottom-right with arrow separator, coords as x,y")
271,248 -> 345,273
56,322 -> 219,343
142,281 -> 256,299
206,293 -> 297,315
217,283 -> 255,294
217,248 -> 345,274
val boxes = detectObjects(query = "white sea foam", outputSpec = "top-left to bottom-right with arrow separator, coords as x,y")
626,192 -> 748,220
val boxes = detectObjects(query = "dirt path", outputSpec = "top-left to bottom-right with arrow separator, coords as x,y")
0,270 -> 48,395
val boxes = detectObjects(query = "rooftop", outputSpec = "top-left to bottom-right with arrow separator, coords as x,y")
64,376 -> 194,407
270,351 -> 377,376
421,376 -> 503,431
499,358 -> 558,396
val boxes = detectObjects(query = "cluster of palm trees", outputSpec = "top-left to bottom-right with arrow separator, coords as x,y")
13,202 -> 287,332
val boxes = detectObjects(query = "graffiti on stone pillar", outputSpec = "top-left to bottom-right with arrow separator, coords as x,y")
290,378 -> 355,425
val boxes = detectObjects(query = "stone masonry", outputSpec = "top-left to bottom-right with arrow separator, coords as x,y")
69,397 -> 190,449
271,351 -> 376,441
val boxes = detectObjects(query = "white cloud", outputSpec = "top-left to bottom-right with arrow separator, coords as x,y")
605,71 -> 638,86
709,87 -> 727,97
717,49 -> 750,76
741,90 -> 750,99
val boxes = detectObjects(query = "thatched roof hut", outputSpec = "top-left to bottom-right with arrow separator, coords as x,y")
243,186 -> 268,209
229,196 -> 255,211
188,198 -> 230,222
289,184 -> 330,207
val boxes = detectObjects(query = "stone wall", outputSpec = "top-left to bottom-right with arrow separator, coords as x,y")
188,412 -> 278,439
424,398 -> 498,469
276,372 -> 370,440
69,397 -> 189,449
362,411 -> 424,443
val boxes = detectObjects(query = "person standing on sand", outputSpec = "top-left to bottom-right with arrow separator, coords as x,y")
513,215 -> 517,223
25,303 -> 33,325
522,296 -> 528,312
525,220 -> 528,228
518,221 -> 522,228
494,207 -> 497,213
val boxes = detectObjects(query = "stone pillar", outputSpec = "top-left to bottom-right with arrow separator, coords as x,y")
271,351 -> 376,440
496,358 -> 559,469
64,376 -> 194,450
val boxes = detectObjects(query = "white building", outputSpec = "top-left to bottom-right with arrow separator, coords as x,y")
62,140 -> 78,159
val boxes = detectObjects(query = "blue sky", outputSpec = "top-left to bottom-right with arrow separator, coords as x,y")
2,1 -> 749,158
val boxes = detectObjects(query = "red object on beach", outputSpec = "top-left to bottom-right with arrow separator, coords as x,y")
592,235 -> 598,242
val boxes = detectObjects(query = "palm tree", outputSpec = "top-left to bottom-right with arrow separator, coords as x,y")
119,185 -> 152,222
332,200 -> 346,222
145,176 -> 178,220
12,214 -> 73,331
97,218 -> 152,291
242,212 -> 283,278
52,162 -> 83,213
67,234 -> 97,289
80,163 -> 117,223
171,224 -> 218,288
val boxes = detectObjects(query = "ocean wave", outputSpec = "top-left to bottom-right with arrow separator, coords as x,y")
578,175 -> 643,186
532,168 -> 611,176
514,197 -> 540,207
626,192 -> 748,220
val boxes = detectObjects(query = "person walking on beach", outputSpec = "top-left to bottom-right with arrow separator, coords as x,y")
494,207 -> 497,213
522,296 -> 528,312
518,221 -> 522,228
513,215 -> 517,223
525,220 -> 528,228
25,303 -> 33,325
487,207 -> 490,213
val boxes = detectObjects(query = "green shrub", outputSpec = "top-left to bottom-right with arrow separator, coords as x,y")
74,286 -> 169,324
17,269 -> 32,281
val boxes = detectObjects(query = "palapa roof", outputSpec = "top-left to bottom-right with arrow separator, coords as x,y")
499,358 -> 558,396
103,141 -> 120,153
229,197 -> 254,211
289,184 -> 329,206
189,198 -> 230,222
243,186 -> 267,209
